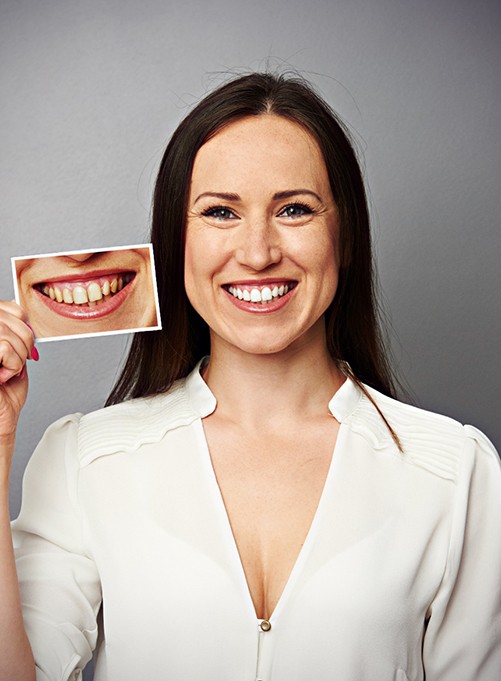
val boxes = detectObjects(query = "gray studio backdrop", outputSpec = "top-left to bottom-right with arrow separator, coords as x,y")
3,0 -> 500,515
1,2 -> 500,673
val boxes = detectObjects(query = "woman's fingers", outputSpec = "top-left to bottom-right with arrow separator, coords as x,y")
0,339 -> 28,384
0,300 -> 27,322
0,301 -> 33,438
0,320 -> 34,367
0,301 -> 37,384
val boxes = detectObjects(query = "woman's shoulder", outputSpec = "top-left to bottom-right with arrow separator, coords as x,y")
37,376 -> 197,468
83,375 -> 194,425
352,382 -> 499,482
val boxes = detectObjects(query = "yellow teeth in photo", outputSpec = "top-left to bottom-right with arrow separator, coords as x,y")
37,273 -> 135,307
72,286 -> 89,305
87,282 -> 103,302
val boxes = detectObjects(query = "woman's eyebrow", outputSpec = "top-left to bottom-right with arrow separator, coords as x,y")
194,191 -> 241,203
273,189 -> 322,202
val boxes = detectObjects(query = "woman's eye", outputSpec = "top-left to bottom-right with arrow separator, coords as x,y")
202,206 -> 237,220
279,203 -> 313,218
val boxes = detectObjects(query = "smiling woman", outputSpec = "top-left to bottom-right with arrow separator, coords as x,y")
0,72 -> 500,681
184,115 -> 340,358
13,246 -> 159,339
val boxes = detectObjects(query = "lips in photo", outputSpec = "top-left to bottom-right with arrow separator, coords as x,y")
34,270 -> 137,320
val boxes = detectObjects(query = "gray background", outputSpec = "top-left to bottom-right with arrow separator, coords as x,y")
1,1 -> 500,673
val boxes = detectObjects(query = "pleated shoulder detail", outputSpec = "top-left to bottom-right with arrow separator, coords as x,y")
77,381 -> 197,467
347,387 -> 468,482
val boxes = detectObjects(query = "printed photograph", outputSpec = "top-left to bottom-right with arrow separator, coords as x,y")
11,244 -> 161,341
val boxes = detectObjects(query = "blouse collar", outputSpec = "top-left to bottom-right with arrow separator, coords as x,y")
184,358 -> 217,418
185,357 -> 362,423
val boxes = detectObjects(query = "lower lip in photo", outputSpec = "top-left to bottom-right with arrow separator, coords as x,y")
33,272 -> 136,320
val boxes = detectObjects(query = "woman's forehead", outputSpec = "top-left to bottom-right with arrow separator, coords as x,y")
190,114 -> 329,196
202,114 -> 320,153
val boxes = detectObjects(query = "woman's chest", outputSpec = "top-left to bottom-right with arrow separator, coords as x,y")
202,417 -> 340,619
80,422 -> 452,634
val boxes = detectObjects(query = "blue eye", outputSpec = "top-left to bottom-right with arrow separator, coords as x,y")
279,203 -> 313,218
202,206 -> 237,220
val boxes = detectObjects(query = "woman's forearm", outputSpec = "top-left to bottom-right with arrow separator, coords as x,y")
0,440 -> 36,681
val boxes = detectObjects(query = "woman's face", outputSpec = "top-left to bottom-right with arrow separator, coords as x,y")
16,247 -> 157,339
184,114 -> 339,357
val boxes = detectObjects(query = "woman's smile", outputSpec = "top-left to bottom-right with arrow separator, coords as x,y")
33,269 -> 136,319
184,114 -> 340,356
224,278 -> 298,312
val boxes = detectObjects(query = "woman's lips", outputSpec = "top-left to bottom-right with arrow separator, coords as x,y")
32,271 -> 136,320
223,280 -> 298,313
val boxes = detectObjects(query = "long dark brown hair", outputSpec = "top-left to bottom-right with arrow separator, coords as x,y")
107,72 -> 400,421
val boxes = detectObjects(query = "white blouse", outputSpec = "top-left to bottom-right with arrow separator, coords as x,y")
12,363 -> 501,681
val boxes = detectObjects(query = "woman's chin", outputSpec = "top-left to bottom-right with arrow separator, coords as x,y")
212,318 -> 326,358
215,332 -> 306,358
28,310 -> 139,339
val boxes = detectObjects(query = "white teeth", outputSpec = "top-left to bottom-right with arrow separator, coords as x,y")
72,286 -> 89,305
54,286 -> 63,303
102,280 -> 110,296
87,282 -> 103,302
228,283 -> 294,304
49,287 -> 55,300
110,279 -> 118,293
261,287 -> 272,302
63,288 -> 73,304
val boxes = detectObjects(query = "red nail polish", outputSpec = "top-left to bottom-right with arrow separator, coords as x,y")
31,346 -> 39,361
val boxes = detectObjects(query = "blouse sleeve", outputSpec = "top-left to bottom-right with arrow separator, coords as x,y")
11,415 -> 102,681
422,426 -> 501,680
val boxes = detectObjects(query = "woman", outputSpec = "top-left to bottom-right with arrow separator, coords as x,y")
1,73 -> 500,681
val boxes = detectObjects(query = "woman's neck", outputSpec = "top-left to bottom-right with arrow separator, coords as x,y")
203,336 -> 344,430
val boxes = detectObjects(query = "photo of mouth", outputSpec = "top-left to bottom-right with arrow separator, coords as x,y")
11,244 -> 162,341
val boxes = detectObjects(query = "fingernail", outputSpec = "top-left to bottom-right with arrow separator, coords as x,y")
31,346 -> 39,361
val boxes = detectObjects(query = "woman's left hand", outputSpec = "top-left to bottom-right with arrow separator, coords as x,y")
0,300 -> 37,441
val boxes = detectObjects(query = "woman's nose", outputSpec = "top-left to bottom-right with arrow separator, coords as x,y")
234,221 -> 282,271
65,252 -> 96,264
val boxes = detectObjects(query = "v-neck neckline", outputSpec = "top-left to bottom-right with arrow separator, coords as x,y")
184,360 -> 362,621
196,417 -> 347,624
